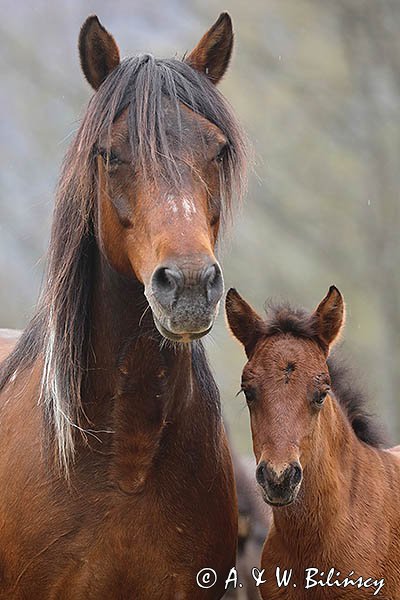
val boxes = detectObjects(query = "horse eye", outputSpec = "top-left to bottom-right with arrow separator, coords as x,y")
98,148 -> 121,168
214,143 -> 228,164
210,214 -> 220,227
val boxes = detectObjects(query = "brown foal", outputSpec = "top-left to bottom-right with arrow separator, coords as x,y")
226,286 -> 400,599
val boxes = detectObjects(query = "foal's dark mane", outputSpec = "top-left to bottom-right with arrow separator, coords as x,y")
0,54 -> 247,469
263,302 -> 386,448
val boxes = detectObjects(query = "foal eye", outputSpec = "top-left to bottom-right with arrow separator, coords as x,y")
242,387 -> 256,404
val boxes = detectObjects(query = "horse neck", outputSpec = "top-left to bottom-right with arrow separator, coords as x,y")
87,252 -> 190,396
81,252 -> 196,480
273,397 -> 362,548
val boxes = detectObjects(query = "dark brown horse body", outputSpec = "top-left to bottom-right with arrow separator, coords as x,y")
0,298 -> 233,598
225,453 -> 271,599
226,287 -> 400,599
0,15 -> 247,599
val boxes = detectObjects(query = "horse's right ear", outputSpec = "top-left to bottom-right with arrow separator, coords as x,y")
225,289 -> 265,357
79,16 -> 120,90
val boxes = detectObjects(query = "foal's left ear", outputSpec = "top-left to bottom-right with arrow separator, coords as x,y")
79,16 -> 120,90
313,286 -> 345,352
186,13 -> 234,84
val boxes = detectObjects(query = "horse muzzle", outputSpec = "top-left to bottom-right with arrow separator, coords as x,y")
146,258 -> 224,342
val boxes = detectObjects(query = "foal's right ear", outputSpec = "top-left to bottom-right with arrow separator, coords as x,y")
79,16 -> 120,90
313,285 -> 345,352
225,289 -> 265,357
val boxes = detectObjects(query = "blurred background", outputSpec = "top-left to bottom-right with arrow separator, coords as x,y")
1,0 -> 399,454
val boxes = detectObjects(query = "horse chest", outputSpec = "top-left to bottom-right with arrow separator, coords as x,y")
0,352 -> 236,598
47,480 -> 235,599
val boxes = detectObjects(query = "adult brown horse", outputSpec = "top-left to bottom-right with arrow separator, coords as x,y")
0,14 -> 247,599
226,286 -> 400,599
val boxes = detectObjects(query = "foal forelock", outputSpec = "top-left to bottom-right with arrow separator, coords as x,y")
0,53 -> 248,473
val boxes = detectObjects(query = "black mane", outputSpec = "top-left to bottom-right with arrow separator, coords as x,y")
264,302 -> 387,448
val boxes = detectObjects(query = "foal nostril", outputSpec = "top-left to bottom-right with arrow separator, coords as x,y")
201,262 -> 223,303
151,266 -> 184,308
256,461 -> 302,490
290,462 -> 303,486
256,461 -> 267,487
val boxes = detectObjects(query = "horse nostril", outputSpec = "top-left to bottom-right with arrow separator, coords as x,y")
151,266 -> 183,308
154,267 -> 179,292
202,262 -> 223,303
256,462 -> 267,487
151,259 -> 223,314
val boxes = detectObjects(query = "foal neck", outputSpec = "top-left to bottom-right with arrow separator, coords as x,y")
273,397 -> 360,544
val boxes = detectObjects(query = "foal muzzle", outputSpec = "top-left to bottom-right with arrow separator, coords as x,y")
256,460 -> 303,507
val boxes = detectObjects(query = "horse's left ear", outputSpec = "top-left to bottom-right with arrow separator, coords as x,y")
313,286 -> 345,351
186,12 -> 234,84
79,16 -> 120,90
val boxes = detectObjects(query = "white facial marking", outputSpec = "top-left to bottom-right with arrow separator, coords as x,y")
165,194 -> 196,221
166,193 -> 178,213
181,197 -> 196,220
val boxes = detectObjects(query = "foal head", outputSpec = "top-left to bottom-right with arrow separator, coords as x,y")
77,14 -> 246,342
226,286 -> 345,507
